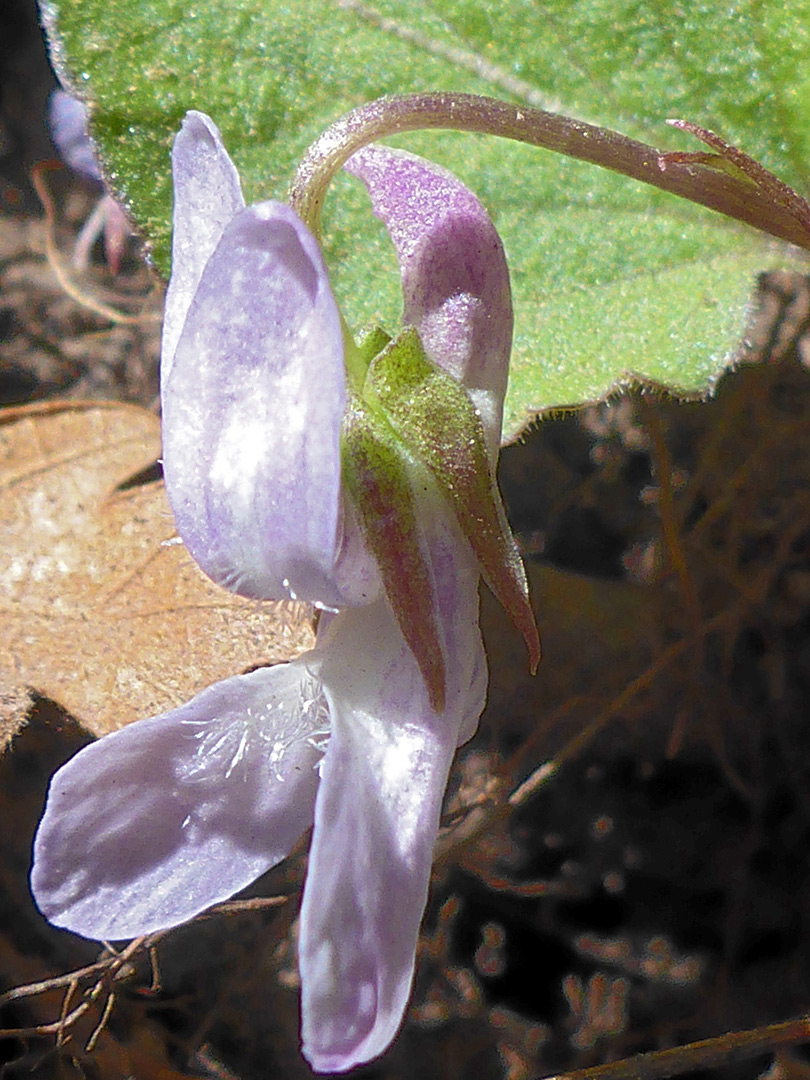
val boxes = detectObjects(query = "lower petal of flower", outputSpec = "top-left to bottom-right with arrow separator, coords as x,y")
299,666 -> 458,1072
31,662 -> 326,941
299,494 -> 486,1072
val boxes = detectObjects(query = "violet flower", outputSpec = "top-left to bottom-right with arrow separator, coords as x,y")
31,112 -> 526,1071
48,89 -> 132,273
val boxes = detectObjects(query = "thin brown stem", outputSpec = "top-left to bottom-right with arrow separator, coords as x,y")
85,991 -> 115,1052
541,1016 -> 810,1080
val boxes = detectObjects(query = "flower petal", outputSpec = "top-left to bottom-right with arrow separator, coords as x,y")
48,90 -> 100,181
161,111 -> 245,387
99,194 -> 132,276
31,663 -> 325,941
345,145 -> 513,455
162,200 -> 359,607
299,494 -> 486,1072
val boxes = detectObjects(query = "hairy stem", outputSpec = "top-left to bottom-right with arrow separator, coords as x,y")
290,92 -> 810,250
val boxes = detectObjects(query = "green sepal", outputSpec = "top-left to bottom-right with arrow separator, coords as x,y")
343,324 -> 393,394
341,394 -> 446,713
364,327 -> 541,673
357,326 -> 393,366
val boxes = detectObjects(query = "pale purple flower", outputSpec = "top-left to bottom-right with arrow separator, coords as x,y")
48,89 -> 132,273
49,90 -> 102,181
31,112 -> 514,1071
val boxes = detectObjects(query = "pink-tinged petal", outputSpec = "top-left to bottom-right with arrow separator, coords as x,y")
162,201 -> 358,607
48,92 -> 133,275
161,111 -> 245,386
299,496 -> 486,1072
345,145 -> 513,455
71,194 -> 133,274
100,195 -> 132,275
31,663 -> 324,941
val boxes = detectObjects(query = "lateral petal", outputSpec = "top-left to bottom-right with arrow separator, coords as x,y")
162,200 -> 354,607
299,497 -> 486,1072
345,145 -> 513,455
31,663 -> 324,941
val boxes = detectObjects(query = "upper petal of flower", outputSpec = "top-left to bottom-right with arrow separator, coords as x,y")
161,111 -> 245,385
345,146 -> 513,456
30,663 -> 325,941
299,488 -> 486,1072
162,113 -> 380,608
162,198 -> 364,607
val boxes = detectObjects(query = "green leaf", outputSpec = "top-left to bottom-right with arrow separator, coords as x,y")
43,0 -> 810,436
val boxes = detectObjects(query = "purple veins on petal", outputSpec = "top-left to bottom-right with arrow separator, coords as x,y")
30,663 -> 326,942
161,200 -> 351,608
345,145 -> 513,456
161,112 -> 379,610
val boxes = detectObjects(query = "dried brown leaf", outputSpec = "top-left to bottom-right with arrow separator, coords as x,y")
0,675 -> 32,755
0,402 -> 315,737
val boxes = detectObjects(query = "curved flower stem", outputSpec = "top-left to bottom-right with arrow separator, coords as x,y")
289,92 -> 810,251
